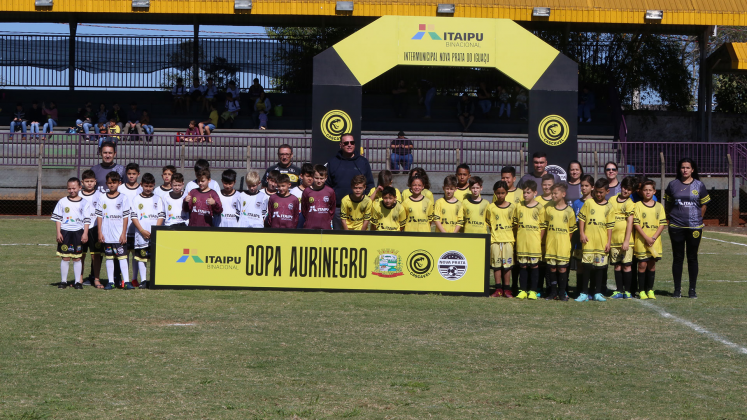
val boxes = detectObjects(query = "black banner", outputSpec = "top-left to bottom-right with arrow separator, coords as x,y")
311,84 -> 362,163
528,90 -> 578,167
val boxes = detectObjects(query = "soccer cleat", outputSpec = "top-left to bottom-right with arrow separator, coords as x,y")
139,281 -> 149,289
74,283 -> 83,290
82,279 -> 92,286
104,283 -> 114,290
624,292 -> 632,299
58,282 -> 67,289
503,289 -> 514,298
559,295 -> 569,302
610,292 -> 625,299
490,289 -> 504,298
124,282 -> 135,290
528,291 -> 538,300
131,279 -> 140,288
688,289 -> 698,299
574,293 -> 589,302
647,290 -> 656,300
672,290 -> 682,299
593,293 -> 607,302
536,291 -> 542,299
516,290 -> 528,299
639,291 -> 648,300
544,291 -> 558,301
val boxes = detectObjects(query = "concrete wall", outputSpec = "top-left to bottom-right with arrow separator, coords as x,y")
625,111 -> 747,143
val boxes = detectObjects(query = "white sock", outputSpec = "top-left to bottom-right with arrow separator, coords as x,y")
138,261 -> 147,282
119,259 -> 130,282
73,260 -> 82,283
60,260 -> 69,283
105,259 -> 115,284
131,254 -> 139,280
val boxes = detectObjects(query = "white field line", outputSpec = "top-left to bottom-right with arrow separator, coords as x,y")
703,237 -> 747,247
637,300 -> 747,355
0,243 -> 54,246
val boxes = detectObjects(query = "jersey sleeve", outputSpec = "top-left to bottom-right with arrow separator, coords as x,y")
433,200 -> 442,222
657,204 -> 668,226
578,201 -> 589,223
567,208 -> 578,233
426,200 -> 435,222
538,205 -> 547,230
82,201 -> 92,226
484,206 -> 492,228
340,198 -> 350,220
633,204 -> 642,227
362,200 -> 372,220
606,205 -> 616,229
51,200 -> 64,223
121,197 -> 130,220
698,182 -> 711,205
157,197 -> 166,220
398,205 -> 407,227
95,199 -> 104,218
370,204 -> 380,228
664,181 -> 674,203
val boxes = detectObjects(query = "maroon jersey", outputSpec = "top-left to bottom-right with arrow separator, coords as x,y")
182,189 -> 223,227
301,185 -> 336,230
266,193 -> 299,229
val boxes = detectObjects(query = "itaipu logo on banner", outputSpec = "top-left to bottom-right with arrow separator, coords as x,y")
404,23 -> 489,64
176,248 -> 241,270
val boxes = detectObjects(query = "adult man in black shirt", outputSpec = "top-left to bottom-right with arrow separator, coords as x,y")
262,144 -> 301,188
517,152 -> 560,189
90,141 -> 126,193
390,131 -> 414,174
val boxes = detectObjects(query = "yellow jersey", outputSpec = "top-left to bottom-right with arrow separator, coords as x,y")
610,194 -> 635,247
454,186 -> 471,202
371,201 -> 406,231
368,186 -> 402,203
340,194 -> 372,230
402,196 -> 434,232
544,204 -> 577,261
513,202 -> 546,258
578,199 -> 615,255
460,198 -> 490,234
633,201 -> 667,259
433,198 -> 463,233
485,202 -> 516,244
401,188 -> 434,203
536,195 -> 553,208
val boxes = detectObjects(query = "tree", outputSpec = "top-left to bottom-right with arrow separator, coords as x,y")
711,27 -> 747,113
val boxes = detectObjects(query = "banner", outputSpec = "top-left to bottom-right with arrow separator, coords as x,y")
150,227 -> 490,295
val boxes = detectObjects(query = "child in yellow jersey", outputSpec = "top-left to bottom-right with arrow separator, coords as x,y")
513,180 -> 546,300
369,170 -> 402,203
461,176 -> 490,234
608,176 -> 637,299
633,180 -> 667,300
434,175 -> 463,233
577,178 -> 615,302
486,181 -> 517,298
535,173 -> 555,295
341,175 -> 372,231
493,166 -> 521,206
371,187 -> 406,231
454,164 -> 471,202
543,183 -> 577,301
402,167 -> 434,203
402,176 -> 434,232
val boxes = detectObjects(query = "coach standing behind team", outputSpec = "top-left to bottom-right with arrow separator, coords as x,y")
517,152 -> 560,188
262,144 -> 301,188
90,142 -> 126,193
326,134 -> 375,229
664,158 -> 710,299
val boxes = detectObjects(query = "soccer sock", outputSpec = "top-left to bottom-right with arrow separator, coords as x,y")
60,260 -> 69,284
105,259 -> 115,284
623,270 -> 632,293
581,264 -> 592,294
138,261 -> 147,282
614,270 -> 623,292
595,268 -> 605,294
646,270 -> 656,291
131,254 -> 139,280
119,259 -> 130,283
547,270 -> 558,296
530,267 -> 539,292
637,271 -> 646,294
73,260 -> 82,283
519,266 -> 528,291
558,271 -> 568,296
538,264 -> 545,292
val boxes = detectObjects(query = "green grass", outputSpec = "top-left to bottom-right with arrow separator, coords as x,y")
1,219 -> 747,419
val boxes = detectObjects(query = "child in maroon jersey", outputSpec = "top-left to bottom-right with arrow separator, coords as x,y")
265,174 -> 299,229
182,169 -> 222,226
301,165 -> 336,230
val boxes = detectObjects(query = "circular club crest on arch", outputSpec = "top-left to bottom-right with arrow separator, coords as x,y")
538,115 -> 569,147
321,110 -> 353,142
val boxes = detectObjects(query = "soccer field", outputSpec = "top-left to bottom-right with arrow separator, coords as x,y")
1,218 -> 746,419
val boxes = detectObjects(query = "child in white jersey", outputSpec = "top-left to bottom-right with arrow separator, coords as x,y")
130,173 -> 165,289
162,173 -> 189,226
79,170 -> 102,287
118,162 -> 143,286
239,171 -> 268,228
96,171 -> 131,290
51,177 -> 92,289
214,169 -> 241,227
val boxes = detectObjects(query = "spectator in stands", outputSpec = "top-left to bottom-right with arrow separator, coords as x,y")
185,120 -> 202,142
222,93 -> 241,128
578,87 -> 595,123
253,92 -> 271,129
518,151 -> 560,188
76,104 -> 95,139
198,102 -> 219,139
514,87 -> 528,120
189,77 -> 205,110
477,82 -> 493,115
497,87 -> 511,119
325,133 -> 375,229
248,78 -> 264,103
27,101 -> 44,139
42,101 -> 58,138
96,123 -> 109,147
105,119 -> 121,146
90,141 -> 126,192
95,103 -> 108,134
226,80 -> 240,104
258,111 -> 268,130
123,102 -> 144,138
392,79 -> 408,118
457,93 -> 475,132
107,103 -> 125,131
418,79 -> 436,119
140,110 -> 154,140
10,102 -> 26,140
262,144 -> 301,188
172,77 -> 187,114
202,77 -> 218,112
390,130 -> 413,173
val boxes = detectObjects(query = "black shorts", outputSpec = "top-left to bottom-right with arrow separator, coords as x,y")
104,243 -> 128,260
133,247 -> 151,262
57,229 -> 84,258
81,226 -> 101,254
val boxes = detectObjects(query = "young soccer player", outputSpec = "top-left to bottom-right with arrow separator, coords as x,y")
402,175 -> 434,232
571,175 -> 594,295
370,187 -> 407,231
576,178 -> 615,302
118,163 -> 142,286
52,177 -> 92,289
163,173 -> 189,227
535,174 -> 555,207
266,174 -> 299,228
154,165 -> 176,202
433,175 -> 463,233
80,170 -> 102,287
261,169 -> 280,199
290,163 -> 314,200
454,164 -> 471,201
239,171 -> 268,228
369,170 -> 402,203
341,175 -> 372,230
96,172 -> 130,290
185,159 -> 221,194
513,180 -> 546,300
460,176 -> 489,234
609,176 -> 637,298
302,165 -> 336,229
129,173 -> 165,289
183,169 -> 222,227
402,168 -> 434,203
494,166 -> 521,206
214,169 -> 241,227
543,183 -> 577,301
486,181 -> 517,298
633,180 -> 667,300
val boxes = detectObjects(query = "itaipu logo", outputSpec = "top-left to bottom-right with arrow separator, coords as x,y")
412,24 -> 442,40
176,248 -> 242,270
412,24 -> 484,42
177,249 -> 204,263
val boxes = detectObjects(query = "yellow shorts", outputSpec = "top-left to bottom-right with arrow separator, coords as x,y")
517,256 -> 540,266
490,242 -> 514,269
581,253 -> 608,268
545,258 -> 570,267
609,246 -> 633,265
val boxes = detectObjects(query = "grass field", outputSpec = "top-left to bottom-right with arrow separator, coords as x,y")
1,218 -> 747,419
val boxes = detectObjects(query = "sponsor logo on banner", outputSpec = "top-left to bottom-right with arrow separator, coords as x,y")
411,24 -> 443,40
545,165 -> 567,181
407,249 -> 434,278
372,249 -> 403,277
538,115 -> 569,147
177,248 -> 241,270
438,250 -> 468,281
177,249 -> 204,263
321,110 -> 352,142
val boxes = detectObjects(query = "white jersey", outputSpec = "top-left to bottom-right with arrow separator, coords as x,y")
185,179 -> 221,195
80,190 -> 101,228
96,192 -> 130,243
130,194 -> 165,248
238,191 -> 268,228
214,190 -> 241,227
162,191 -> 190,226
154,185 -> 172,203
290,186 -> 305,200
118,183 -> 143,236
51,196 -> 92,231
